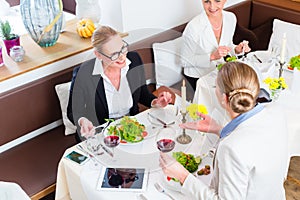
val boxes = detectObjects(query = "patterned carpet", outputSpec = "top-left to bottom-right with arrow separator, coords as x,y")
285,156 -> 300,200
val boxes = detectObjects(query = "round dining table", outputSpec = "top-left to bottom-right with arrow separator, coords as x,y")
55,105 -> 218,200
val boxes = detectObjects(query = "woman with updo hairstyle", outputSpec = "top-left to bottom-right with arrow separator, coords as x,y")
217,62 -> 260,114
67,26 -> 172,142
159,62 -> 289,199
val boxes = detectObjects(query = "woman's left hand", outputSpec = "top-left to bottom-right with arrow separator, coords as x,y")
235,40 -> 251,54
152,91 -> 172,107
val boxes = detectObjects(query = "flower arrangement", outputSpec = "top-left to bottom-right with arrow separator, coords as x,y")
186,104 -> 208,120
217,55 -> 237,70
263,77 -> 288,90
288,54 -> 300,70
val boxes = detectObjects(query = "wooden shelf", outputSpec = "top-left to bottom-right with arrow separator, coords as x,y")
0,19 -> 93,82
254,0 -> 300,13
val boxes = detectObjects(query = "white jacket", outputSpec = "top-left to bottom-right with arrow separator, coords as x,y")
182,10 -> 236,78
181,103 -> 289,200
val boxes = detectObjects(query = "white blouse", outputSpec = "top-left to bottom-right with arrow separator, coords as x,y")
92,59 -> 133,119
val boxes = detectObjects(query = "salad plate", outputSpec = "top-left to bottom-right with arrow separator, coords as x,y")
104,116 -> 154,145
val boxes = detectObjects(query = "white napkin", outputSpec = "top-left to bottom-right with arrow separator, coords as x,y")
0,0 -> 10,16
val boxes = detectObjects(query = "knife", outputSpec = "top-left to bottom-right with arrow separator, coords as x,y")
148,112 -> 167,126
253,54 -> 262,63
99,143 -> 113,157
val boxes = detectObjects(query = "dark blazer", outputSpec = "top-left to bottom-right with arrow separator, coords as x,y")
67,51 -> 156,140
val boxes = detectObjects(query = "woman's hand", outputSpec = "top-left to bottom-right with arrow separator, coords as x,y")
152,91 -> 172,108
159,152 -> 189,184
179,113 -> 222,136
78,117 -> 95,138
211,46 -> 231,61
235,40 -> 251,54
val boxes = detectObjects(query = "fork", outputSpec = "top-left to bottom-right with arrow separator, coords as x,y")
154,183 -> 175,200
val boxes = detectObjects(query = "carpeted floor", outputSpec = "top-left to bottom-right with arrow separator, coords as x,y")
285,156 -> 300,200
41,157 -> 300,200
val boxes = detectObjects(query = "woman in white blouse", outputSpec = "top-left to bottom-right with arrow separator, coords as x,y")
182,0 -> 251,90
160,62 -> 289,200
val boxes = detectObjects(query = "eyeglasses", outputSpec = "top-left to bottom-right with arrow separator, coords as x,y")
99,40 -> 129,61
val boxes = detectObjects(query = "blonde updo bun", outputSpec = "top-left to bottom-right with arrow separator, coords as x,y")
217,62 -> 260,114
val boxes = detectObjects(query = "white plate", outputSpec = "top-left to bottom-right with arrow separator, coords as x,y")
283,63 -> 294,73
147,105 -> 178,126
103,117 -> 155,145
247,51 -> 271,63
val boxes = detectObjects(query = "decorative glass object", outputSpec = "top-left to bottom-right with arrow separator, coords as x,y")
20,0 -> 63,47
270,88 -> 282,102
10,46 -> 25,62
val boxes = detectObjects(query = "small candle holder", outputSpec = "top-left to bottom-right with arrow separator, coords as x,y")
176,111 -> 192,144
278,61 -> 285,78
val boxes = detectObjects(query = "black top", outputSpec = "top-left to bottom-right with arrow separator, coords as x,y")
67,51 -> 156,141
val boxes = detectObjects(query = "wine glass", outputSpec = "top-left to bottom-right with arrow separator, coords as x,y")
155,126 -> 176,153
103,128 -> 121,161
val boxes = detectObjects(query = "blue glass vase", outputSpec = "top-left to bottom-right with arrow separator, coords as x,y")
20,0 -> 63,47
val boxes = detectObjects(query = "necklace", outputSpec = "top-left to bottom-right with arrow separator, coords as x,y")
212,23 -> 222,31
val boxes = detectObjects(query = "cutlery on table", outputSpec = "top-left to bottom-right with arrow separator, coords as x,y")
94,121 -> 111,134
154,182 -> 175,200
77,144 -> 103,165
148,113 -> 175,127
137,194 -> 148,200
253,54 -> 262,63
99,143 -> 114,157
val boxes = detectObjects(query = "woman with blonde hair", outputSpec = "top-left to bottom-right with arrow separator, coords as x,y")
160,62 -> 289,199
67,26 -> 172,142
182,0 -> 251,90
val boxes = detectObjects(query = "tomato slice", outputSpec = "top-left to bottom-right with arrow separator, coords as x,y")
287,66 -> 294,70
142,131 -> 148,137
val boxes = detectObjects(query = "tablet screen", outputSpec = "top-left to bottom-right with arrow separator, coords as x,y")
97,167 -> 148,192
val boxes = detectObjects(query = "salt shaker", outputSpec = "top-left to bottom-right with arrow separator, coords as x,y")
10,46 -> 25,62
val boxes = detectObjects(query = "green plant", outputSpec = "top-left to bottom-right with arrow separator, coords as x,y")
288,55 -> 300,70
0,20 -> 18,40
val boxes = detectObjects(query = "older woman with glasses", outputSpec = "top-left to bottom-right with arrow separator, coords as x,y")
67,26 -> 172,142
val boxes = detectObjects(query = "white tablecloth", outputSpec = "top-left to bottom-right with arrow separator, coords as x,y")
193,51 -> 300,157
55,106 -> 218,200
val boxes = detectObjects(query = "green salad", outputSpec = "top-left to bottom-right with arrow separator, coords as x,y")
167,151 -> 201,182
217,55 -> 237,70
107,116 -> 146,143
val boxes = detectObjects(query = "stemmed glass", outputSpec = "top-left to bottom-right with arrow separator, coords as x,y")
156,126 -> 176,153
103,128 -> 121,161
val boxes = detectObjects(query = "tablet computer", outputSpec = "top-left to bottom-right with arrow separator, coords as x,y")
97,167 -> 149,192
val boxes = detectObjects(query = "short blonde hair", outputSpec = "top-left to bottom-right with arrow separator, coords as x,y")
217,62 -> 260,114
91,26 -> 118,52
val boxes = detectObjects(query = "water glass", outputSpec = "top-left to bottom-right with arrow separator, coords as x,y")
86,135 -> 101,154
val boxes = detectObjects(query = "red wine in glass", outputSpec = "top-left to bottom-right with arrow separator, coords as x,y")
104,135 -> 120,148
157,139 -> 175,152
